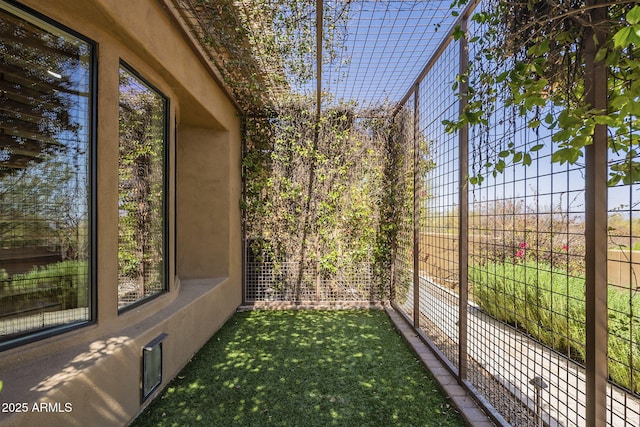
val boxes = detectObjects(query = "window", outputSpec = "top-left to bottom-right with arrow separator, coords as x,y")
0,1 -> 94,344
118,64 -> 168,309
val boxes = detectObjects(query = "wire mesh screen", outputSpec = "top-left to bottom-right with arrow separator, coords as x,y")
245,261 -> 374,302
465,44 -> 589,427
416,38 -> 461,370
243,112 -> 387,305
606,43 -> 640,424
0,4 -> 92,343
390,0 -> 640,425
459,2 -> 589,422
390,97 -> 415,316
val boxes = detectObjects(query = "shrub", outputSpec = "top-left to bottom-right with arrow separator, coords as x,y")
2,260 -> 89,312
470,260 -> 640,394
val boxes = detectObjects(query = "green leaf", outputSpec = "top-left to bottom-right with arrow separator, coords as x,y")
631,25 -> 640,44
530,144 -> 544,152
552,129 -> 572,143
595,47 -> 608,63
551,147 -> 582,165
496,71 -> 509,83
523,153 -> 532,166
613,27 -> 633,49
593,115 -> 616,126
629,101 -> 640,116
452,25 -> 465,41
513,151 -> 523,163
627,6 -> 640,25
610,94 -> 631,110
544,113 -> 555,125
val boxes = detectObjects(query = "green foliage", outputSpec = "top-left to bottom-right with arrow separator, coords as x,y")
1,260 -> 89,314
243,99 -> 406,297
381,108 -> 422,301
118,67 -> 166,292
470,260 -> 640,393
447,1 -> 640,186
186,0 -> 352,115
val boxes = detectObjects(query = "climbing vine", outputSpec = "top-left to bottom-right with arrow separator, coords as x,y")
183,1 -> 433,298
446,0 -> 640,186
181,0 -> 352,114
243,99 -> 401,296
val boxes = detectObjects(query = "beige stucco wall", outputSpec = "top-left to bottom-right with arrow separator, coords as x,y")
0,1 -> 242,425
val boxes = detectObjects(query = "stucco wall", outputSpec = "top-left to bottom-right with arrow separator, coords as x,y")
0,1 -> 242,425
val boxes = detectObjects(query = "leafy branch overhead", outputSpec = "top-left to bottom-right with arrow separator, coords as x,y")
178,0 -> 352,115
445,0 -> 640,186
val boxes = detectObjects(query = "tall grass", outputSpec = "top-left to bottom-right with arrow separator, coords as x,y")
470,260 -> 640,394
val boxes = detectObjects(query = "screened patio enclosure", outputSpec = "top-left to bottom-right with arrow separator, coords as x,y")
180,0 -> 640,426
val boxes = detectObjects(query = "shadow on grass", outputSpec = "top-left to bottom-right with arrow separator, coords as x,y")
131,309 -> 465,426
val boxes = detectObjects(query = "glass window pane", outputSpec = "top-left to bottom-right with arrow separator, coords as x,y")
0,3 -> 93,342
118,65 -> 167,309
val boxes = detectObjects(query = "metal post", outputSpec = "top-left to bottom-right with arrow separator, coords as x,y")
316,0 -> 323,120
413,83 -> 421,329
241,116 -> 247,304
458,15 -> 469,381
584,0 -> 608,425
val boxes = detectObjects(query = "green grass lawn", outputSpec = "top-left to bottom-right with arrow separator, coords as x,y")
132,309 -> 465,427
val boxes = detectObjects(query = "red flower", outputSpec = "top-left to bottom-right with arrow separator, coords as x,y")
516,249 -> 525,258
561,244 -> 568,251
519,242 -> 529,249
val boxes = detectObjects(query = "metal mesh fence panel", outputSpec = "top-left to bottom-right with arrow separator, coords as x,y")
463,5 -> 589,422
606,46 -> 640,424
391,96 -> 415,318
391,0 -> 640,425
242,112 -> 387,305
417,39 -> 461,369
465,78 -> 589,427
245,261 -> 375,303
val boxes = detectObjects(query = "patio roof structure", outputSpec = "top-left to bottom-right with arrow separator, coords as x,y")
2,1 -> 640,426
174,0 -> 463,115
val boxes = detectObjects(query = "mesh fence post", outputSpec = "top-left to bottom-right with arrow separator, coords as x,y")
584,0 -> 608,425
413,82 -> 421,329
458,14 -> 469,382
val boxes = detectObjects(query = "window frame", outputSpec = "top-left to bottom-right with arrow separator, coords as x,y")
0,0 -> 97,350
117,61 -> 170,313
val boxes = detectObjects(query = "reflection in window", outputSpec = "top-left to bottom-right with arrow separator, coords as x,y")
0,3 -> 93,343
118,65 -> 167,309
